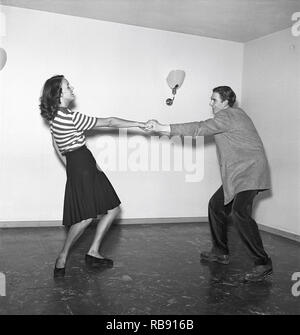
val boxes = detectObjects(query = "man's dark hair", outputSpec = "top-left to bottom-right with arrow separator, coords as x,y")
213,86 -> 236,107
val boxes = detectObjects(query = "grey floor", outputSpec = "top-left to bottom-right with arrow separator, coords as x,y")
0,222 -> 299,315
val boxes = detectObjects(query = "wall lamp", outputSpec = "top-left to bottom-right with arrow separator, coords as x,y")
165,70 -> 185,106
0,12 -> 7,71
0,48 -> 7,71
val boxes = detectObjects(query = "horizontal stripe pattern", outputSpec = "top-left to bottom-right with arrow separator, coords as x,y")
50,109 -> 97,154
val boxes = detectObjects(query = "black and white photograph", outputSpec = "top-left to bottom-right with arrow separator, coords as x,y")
0,0 -> 299,318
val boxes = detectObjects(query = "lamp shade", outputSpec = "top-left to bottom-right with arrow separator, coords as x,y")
0,48 -> 7,71
166,70 -> 185,89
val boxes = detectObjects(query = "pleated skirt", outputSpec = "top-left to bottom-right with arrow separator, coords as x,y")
62,145 -> 121,227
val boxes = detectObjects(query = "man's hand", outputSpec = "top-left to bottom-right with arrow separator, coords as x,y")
137,122 -> 147,130
143,119 -> 171,134
144,119 -> 161,132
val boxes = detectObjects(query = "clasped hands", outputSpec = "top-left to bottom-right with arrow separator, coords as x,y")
138,119 -> 161,132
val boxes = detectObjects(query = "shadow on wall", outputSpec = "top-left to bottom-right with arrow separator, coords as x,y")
252,189 -> 273,220
252,157 -> 273,220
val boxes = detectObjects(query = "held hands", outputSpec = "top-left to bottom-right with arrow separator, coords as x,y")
143,119 -> 161,132
138,120 -> 168,134
137,120 -> 157,131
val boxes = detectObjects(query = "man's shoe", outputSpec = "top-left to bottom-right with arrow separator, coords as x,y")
243,259 -> 273,282
85,254 -> 114,268
200,251 -> 230,265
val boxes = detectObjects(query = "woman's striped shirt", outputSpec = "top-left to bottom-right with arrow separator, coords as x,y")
50,108 -> 97,154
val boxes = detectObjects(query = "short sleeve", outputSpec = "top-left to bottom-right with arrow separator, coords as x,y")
73,112 -> 97,131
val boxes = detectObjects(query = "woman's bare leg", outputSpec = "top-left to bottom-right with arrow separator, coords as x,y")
55,218 -> 93,268
87,206 -> 121,258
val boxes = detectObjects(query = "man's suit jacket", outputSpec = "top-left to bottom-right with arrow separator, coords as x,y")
170,107 -> 271,205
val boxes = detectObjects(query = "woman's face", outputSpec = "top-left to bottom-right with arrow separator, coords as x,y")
60,78 -> 75,105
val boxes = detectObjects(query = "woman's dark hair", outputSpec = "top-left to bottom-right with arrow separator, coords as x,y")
40,75 -> 64,121
213,86 -> 236,107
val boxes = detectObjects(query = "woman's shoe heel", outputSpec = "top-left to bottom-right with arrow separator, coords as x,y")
54,266 -> 65,278
54,259 -> 66,278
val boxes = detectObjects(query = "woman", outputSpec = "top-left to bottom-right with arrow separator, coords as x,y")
40,75 -> 146,277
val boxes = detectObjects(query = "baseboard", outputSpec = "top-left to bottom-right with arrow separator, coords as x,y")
257,223 -> 300,243
115,217 -> 208,224
0,220 -> 62,228
0,217 -> 207,228
0,218 -> 298,243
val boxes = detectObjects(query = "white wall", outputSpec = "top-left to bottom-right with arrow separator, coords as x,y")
0,6 -> 243,223
242,28 -> 300,236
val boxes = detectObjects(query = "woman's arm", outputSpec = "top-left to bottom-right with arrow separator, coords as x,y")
95,117 -> 145,129
52,135 -> 66,166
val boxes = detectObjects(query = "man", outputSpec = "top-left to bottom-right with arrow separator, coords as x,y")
145,86 -> 272,282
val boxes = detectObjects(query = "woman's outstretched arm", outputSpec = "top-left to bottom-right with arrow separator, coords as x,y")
95,117 -> 145,129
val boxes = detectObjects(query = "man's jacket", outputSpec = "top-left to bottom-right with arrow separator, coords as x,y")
170,107 -> 271,205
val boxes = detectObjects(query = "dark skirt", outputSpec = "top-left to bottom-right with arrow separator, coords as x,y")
62,145 -> 121,227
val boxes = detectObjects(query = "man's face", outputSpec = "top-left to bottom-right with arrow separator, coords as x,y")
209,92 -> 228,115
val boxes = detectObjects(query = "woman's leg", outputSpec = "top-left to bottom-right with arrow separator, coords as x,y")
87,206 -> 121,258
55,218 -> 93,268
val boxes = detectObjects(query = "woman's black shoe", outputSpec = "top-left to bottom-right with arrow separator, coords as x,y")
85,254 -> 113,268
54,259 -> 66,278
54,266 -> 65,278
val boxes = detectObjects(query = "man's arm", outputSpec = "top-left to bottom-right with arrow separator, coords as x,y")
145,111 -> 231,137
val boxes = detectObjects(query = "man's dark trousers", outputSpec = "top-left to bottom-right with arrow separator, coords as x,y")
208,186 -> 270,265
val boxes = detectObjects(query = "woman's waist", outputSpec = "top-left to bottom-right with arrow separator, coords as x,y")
63,144 -> 87,156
